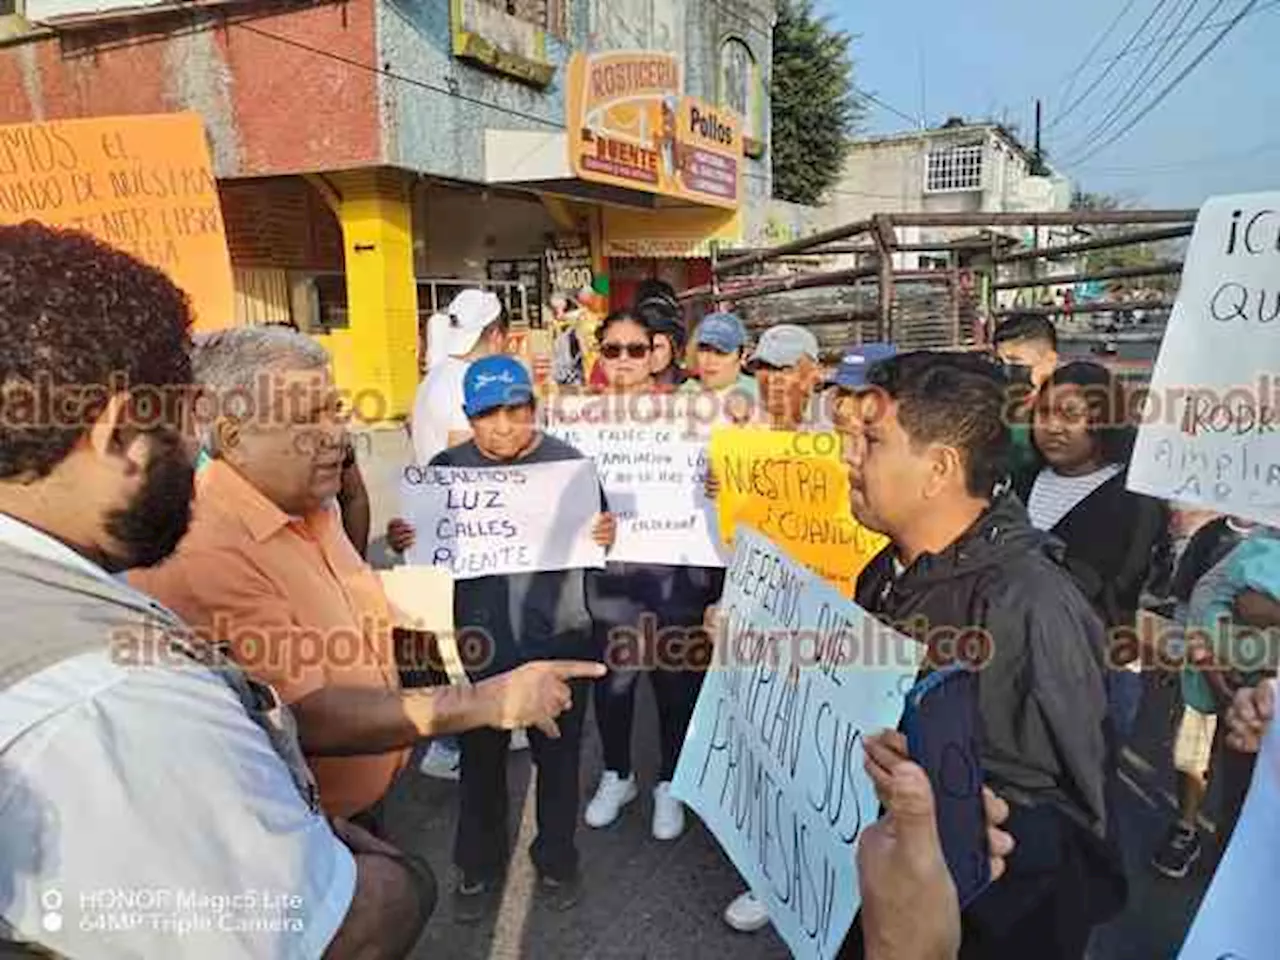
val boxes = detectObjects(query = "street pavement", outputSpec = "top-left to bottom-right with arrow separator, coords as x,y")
376,669 -> 1222,960
360,430 -> 1222,959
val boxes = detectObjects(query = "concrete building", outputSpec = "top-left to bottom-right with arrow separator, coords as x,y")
822,120 -> 1074,270
0,0 -> 781,418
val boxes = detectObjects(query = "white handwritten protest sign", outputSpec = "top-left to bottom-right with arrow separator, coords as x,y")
542,393 -> 726,567
400,460 -> 604,579
1128,193 -> 1280,526
671,526 -> 921,960
1177,716 -> 1280,960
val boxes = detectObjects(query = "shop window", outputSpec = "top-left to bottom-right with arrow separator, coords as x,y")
311,274 -> 349,333
0,0 -> 19,15
925,144 -> 984,194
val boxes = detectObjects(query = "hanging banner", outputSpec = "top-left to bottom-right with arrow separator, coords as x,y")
709,427 -> 889,596
0,112 -> 234,331
566,51 -> 741,210
672,526 -> 920,960
1127,193 -> 1280,526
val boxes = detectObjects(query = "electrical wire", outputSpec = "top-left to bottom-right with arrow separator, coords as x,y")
1047,0 -> 1176,132
1053,0 -> 1143,116
1056,0 -> 1218,160
1076,138 -> 1280,175
1086,0 -> 1278,66
1065,0 -> 1261,167
233,22 -> 566,131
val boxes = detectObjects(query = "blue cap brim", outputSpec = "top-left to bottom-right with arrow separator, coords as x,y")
464,387 -> 534,419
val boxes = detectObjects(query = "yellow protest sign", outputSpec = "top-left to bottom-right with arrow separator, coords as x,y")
709,427 -> 888,596
0,112 -> 234,331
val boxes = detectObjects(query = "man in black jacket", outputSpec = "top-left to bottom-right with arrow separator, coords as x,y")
841,351 -> 1125,960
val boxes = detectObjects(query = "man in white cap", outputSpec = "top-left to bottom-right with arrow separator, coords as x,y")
410,289 -> 509,466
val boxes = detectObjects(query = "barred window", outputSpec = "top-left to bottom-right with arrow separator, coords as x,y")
925,144 -> 984,193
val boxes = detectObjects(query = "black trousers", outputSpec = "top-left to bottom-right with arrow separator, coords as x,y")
454,679 -> 589,885
593,664 -> 705,783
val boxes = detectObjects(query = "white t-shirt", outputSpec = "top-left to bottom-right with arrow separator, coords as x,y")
1026,463 -> 1124,532
411,356 -> 471,465
0,515 -> 355,958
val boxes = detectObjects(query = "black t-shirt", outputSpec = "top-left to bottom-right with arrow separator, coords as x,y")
429,434 -> 598,680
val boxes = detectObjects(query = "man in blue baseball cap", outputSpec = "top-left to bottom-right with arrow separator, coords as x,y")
827,342 -> 898,434
680,311 -> 760,420
387,353 -> 617,920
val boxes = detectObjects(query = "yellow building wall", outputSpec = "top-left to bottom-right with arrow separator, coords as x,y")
309,169 -> 420,423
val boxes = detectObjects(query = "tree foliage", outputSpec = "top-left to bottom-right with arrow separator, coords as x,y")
1069,189 -> 1181,295
770,0 -> 863,206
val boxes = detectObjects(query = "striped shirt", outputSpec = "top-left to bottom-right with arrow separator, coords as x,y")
1026,464 -> 1124,532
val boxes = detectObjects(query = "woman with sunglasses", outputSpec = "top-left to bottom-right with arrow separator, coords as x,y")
583,310 -> 721,843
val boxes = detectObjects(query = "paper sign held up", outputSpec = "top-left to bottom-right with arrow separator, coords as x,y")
543,393 -> 726,568
1177,716 -> 1280,960
709,426 -> 888,595
672,527 -> 920,960
400,459 -> 605,580
0,112 -> 234,331
1128,193 -> 1280,526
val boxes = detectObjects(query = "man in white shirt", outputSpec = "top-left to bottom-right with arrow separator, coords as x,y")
410,289 -> 509,466
0,224 -> 591,958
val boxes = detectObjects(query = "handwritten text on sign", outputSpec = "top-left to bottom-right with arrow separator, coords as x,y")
1177,717 -> 1280,960
401,460 -> 605,579
1128,193 -> 1280,526
0,113 -> 234,331
709,427 -> 888,595
672,527 -> 919,960
543,393 -> 725,567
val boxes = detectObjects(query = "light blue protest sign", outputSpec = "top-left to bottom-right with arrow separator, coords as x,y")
1178,715 -> 1280,960
671,526 -> 920,960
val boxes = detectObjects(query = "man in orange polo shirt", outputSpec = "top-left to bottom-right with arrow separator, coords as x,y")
132,326 -> 603,827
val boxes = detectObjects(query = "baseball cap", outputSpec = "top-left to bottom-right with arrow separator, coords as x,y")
695,312 -> 747,353
832,343 -> 898,389
463,355 -> 534,418
749,324 -> 820,369
444,289 -> 503,356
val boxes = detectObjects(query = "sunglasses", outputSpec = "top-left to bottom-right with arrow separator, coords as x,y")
600,341 -> 651,360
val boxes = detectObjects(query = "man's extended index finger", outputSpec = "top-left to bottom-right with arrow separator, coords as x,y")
551,660 -> 608,679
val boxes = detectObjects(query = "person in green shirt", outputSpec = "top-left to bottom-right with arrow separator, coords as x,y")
679,311 -> 759,422
991,313 -> 1060,476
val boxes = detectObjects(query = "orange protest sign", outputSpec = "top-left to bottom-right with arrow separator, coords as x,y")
0,112 -> 234,331
566,52 -> 741,210
709,427 -> 888,596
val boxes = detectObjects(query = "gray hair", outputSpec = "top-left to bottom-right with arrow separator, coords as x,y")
192,325 -> 331,454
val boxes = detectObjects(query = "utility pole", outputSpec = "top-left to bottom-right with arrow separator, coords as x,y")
1032,99 -> 1046,176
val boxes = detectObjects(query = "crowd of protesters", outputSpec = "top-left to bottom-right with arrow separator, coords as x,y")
0,220 -> 1277,960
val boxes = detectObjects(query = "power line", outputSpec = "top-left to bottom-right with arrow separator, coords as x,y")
857,89 -> 920,127
1076,138 -> 1280,175
1087,0 -> 1279,66
1058,0 -> 1219,160
1053,0 -> 1143,115
1047,0 -> 1177,132
1066,0 -> 1261,167
233,22 -> 566,132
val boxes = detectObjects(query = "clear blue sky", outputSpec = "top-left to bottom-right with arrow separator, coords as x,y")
816,0 -> 1280,208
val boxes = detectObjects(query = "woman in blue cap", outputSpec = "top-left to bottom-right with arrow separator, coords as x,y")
680,311 -> 760,422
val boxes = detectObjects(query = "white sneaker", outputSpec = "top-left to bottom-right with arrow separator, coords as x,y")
419,740 -> 461,781
509,728 -> 529,752
723,891 -> 769,933
584,771 -> 638,828
651,782 -> 686,841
